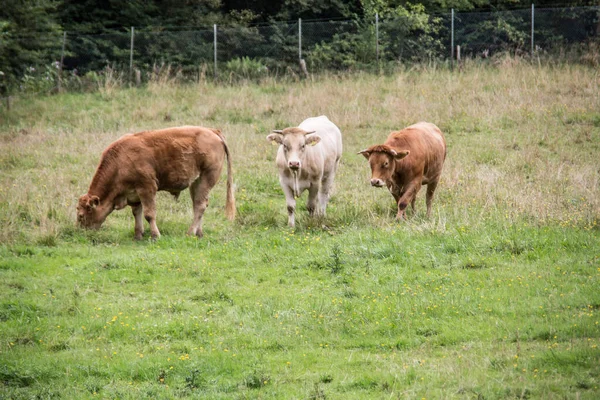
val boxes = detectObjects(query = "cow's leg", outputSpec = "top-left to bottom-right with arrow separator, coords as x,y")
320,158 -> 340,215
282,184 -> 296,228
188,169 -> 219,238
138,187 -> 160,239
396,181 -> 421,220
389,187 -> 402,216
307,183 -> 320,217
131,202 -> 144,240
425,180 -> 439,218
317,173 -> 334,216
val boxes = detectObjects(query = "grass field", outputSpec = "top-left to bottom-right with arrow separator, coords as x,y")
1,59 -> 599,399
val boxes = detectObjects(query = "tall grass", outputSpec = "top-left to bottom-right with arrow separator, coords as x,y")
0,59 -> 597,243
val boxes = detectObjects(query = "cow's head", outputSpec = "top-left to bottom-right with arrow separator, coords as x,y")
267,127 -> 320,171
358,145 -> 410,187
76,194 -> 106,229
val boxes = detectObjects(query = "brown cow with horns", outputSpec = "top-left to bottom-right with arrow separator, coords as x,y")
77,126 -> 235,239
358,122 -> 446,220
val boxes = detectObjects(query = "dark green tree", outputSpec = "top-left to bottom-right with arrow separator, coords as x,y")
0,0 -> 62,92
222,0 -> 362,23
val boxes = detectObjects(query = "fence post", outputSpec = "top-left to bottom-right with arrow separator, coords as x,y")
531,4 -> 535,55
451,9 -> 455,69
298,18 -> 302,61
375,13 -> 379,66
129,26 -> 134,83
298,18 -> 309,78
213,24 -> 217,80
58,31 -> 66,92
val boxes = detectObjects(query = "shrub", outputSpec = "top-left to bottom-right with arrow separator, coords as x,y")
224,57 -> 268,81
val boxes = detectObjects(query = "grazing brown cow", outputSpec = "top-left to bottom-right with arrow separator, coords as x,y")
77,126 -> 235,239
358,122 -> 446,220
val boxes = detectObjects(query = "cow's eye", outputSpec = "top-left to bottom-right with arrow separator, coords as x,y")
301,144 -> 306,150
383,162 -> 389,168
283,145 -> 289,151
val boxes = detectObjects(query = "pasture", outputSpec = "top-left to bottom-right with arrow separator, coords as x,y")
1,60 -> 599,399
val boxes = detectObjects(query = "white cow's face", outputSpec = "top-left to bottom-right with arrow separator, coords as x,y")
267,128 -> 321,171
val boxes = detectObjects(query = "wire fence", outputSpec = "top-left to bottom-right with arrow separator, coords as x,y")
4,5 -> 600,93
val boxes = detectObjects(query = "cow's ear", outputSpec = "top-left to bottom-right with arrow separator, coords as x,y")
393,150 -> 410,160
90,195 -> 100,208
306,134 -> 321,146
267,133 -> 283,145
357,149 -> 371,159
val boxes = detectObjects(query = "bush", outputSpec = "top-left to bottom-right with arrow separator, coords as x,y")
19,63 -> 59,94
308,26 -> 376,72
224,57 -> 268,81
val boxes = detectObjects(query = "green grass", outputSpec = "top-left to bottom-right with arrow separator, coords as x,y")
1,60 -> 599,399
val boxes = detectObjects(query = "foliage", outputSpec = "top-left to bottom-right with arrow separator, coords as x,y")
224,57 -> 269,81
379,3 -> 447,62
307,21 -> 376,71
18,63 -> 60,94
0,1 -> 599,92
0,0 -> 62,93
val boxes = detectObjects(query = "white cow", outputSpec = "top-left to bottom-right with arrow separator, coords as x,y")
267,116 -> 343,228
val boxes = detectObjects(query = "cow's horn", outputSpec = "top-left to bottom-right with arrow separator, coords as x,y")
272,130 -> 283,134
304,130 -> 316,135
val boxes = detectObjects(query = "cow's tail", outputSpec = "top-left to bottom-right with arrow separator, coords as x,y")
213,129 -> 236,221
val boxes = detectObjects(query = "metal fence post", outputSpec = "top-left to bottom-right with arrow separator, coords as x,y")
531,4 -> 535,55
375,13 -> 379,65
298,18 -> 309,78
298,18 -> 302,61
451,9 -> 455,68
129,27 -> 134,83
58,31 -> 66,92
213,24 -> 217,79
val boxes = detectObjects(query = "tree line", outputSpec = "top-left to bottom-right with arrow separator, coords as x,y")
1,0 -> 598,93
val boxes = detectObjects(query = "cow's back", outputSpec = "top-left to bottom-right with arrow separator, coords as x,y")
386,123 -> 445,156
116,126 -> 225,190
386,122 -> 446,182
298,116 -> 343,164
411,122 -> 446,156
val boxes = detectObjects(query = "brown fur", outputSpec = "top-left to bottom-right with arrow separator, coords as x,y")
359,122 -> 446,220
77,126 -> 235,239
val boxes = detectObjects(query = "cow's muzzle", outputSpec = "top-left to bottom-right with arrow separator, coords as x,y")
288,161 -> 301,171
370,178 -> 385,187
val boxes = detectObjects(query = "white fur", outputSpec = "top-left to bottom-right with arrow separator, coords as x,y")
274,116 -> 343,227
